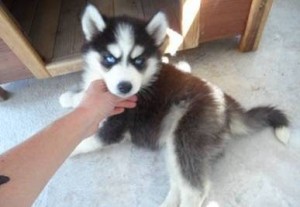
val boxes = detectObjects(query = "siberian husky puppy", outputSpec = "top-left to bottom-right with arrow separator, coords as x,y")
60,4 -> 289,207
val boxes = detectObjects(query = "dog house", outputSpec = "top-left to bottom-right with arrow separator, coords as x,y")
0,0 -> 273,100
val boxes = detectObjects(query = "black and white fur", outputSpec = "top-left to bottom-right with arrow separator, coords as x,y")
60,4 -> 290,207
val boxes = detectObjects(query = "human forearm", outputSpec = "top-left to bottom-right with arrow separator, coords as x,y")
0,80 -> 137,207
0,108 -> 99,207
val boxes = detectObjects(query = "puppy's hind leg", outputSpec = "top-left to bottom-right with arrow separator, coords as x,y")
168,133 -> 211,207
180,179 -> 210,207
160,183 -> 180,207
160,136 -> 181,207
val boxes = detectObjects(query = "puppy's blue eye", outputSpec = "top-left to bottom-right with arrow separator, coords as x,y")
132,57 -> 145,69
102,54 -> 117,67
106,55 -> 116,64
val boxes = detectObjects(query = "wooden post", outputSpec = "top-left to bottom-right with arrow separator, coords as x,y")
0,4 -> 50,78
180,0 -> 201,49
0,87 -> 9,101
239,0 -> 273,52
46,55 -> 83,77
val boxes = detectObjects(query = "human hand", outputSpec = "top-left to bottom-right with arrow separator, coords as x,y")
77,80 -> 137,138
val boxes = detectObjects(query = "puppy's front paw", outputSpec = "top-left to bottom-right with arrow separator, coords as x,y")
70,135 -> 103,157
59,91 -> 74,108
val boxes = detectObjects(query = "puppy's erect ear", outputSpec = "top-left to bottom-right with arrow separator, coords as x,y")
146,12 -> 168,46
81,4 -> 106,41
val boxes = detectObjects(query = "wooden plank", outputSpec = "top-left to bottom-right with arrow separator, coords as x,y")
89,0 -> 114,16
73,0 -> 88,55
0,5 -> 49,79
199,0 -> 252,43
29,0 -> 62,61
180,0 -> 201,49
0,38 -> 32,83
239,0 -> 273,52
10,0 -> 39,34
46,55 -> 83,77
53,0 -> 86,60
114,0 -> 144,19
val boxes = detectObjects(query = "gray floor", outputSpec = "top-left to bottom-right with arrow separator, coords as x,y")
1,0 -> 300,206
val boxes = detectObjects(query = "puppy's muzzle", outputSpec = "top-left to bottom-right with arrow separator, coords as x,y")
117,81 -> 132,94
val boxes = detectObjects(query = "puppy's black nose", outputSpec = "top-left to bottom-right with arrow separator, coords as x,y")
117,81 -> 132,94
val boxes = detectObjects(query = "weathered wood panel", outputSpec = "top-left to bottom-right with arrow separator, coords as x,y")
239,0 -> 273,52
53,0 -> 86,59
0,5 -> 49,79
9,0 -> 39,34
199,0 -> 252,43
29,0 -> 62,61
114,0 -> 144,19
0,39 -> 32,83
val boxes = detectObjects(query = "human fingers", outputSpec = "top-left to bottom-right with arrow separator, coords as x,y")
115,100 -> 137,109
126,95 -> 138,102
115,95 -> 138,108
89,80 -> 107,92
110,107 -> 125,116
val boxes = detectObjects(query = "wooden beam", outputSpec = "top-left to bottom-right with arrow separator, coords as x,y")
0,4 -> 50,79
239,0 -> 273,52
46,55 -> 83,77
180,0 -> 201,49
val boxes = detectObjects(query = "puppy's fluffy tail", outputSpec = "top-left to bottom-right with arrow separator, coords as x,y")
230,106 -> 290,144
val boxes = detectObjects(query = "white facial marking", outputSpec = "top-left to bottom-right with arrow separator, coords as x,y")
82,50 -> 104,89
107,44 -> 122,58
99,24 -> 142,97
131,45 -> 144,59
83,22 -> 161,98
84,50 -> 103,70
115,24 -> 134,59
84,50 -> 101,71
142,57 -> 159,86
105,65 -> 142,98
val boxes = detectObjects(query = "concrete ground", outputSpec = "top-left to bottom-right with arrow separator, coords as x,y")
1,0 -> 299,206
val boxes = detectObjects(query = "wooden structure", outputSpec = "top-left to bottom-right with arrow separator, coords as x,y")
0,0 -> 273,100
